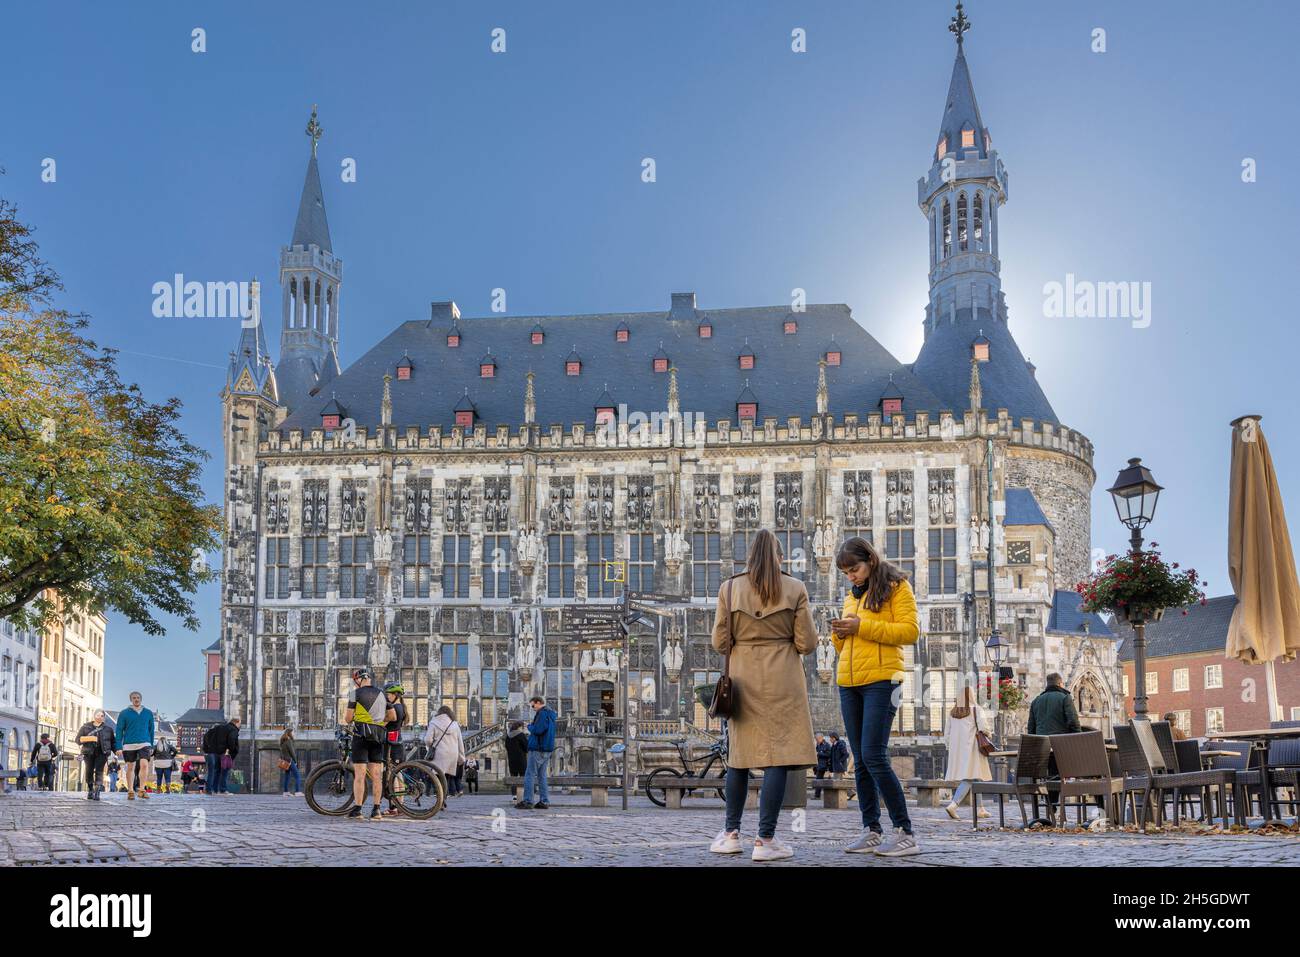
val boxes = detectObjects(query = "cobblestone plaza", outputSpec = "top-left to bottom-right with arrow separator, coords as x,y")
3,792 -> 1297,868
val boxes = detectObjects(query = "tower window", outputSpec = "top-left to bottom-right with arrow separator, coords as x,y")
974,193 -> 984,251
937,135 -> 947,158
958,193 -> 968,251
961,128 -> 975,149
942,199 -> 951,258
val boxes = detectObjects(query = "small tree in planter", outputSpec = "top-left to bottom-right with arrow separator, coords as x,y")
1075,543 -> 1208,623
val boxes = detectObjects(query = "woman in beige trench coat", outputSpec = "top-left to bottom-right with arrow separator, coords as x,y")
708,528 -> 818,862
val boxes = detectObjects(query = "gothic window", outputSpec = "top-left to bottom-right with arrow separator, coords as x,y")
338,535 -> 370,599
628,532 -> 655,592
884,470 -> 914,581
440,641 -> 470,727
260,638 -> 290,727
587,533 -> 618,598
445,478 -> 472,532
300,535 -> 328,599
973,192 -> 984,251
957,192 -> 968,251
774,472 -> 805,579
961,127 -> 975,149
692,531 -> 721,598
334,641 -> 368,723
442,535 -> 472,598
942,199 -> 952,259
484,476 -> 510,532
398,644 -> 431,727
298,641 -> 327,730
481,534 -> 511,600
264,537 -> 290,599
731,474 -> 762,575
927,468 -> 957,595
403,478 -> 432,599
547,533 -> 575,598
480,642 -> 510,726
842,470 -> 873,543
341,480 -> 367,534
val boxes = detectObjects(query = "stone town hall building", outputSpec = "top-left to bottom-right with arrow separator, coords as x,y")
218,16 -> 1120,789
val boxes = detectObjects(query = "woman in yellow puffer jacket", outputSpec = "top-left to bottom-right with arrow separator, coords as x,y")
830,536 -> 920,857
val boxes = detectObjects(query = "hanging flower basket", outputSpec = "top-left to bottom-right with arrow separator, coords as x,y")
998,678 -> 1026,711
1075,543 -> 1206,624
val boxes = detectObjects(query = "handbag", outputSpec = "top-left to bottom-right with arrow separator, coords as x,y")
972,701 -> 997,758
220,754 -> 234,770
707,580 -> 737,719
277,758 -> 291,772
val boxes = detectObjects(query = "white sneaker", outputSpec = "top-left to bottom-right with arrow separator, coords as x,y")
844,828 -> 883,853
874,831 -> 920,857
752,835 -> 794,862
944,802 -> 960,820
709,829 -> 742,854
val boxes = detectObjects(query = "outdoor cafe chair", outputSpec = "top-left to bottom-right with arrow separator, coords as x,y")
1115,724 -> 1235,830
969,733 -> 1055,829
1047,731 -> 1123,828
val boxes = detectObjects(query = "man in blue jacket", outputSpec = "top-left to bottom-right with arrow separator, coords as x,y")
116,691 -> 156,800
515,696 -> 556,810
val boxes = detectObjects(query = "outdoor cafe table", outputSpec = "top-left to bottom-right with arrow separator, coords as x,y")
1209,727 -> 1300,823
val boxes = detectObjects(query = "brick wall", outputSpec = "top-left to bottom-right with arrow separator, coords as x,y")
1121,651 -> 1300,735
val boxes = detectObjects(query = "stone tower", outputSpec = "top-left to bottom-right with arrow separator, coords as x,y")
276,106 -> 342,412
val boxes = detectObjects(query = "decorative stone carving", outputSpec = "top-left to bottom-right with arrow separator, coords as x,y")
373,529 -> 394,567
580,647 -> 618,684
812,520 -> 836,574
663,628 -> 684,682
516,528 -> 542,575
663,524 -> 689,574
816,635 -> 837,683
514,619 -> 537,683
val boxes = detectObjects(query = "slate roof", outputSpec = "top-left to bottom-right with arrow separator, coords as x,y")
1004,487 -> 1053,530
1048,589 -> 1115,637
1115,595 -> 1238,662
936,49 -> 989,158
279,301 -> 951,432
290,154 -> 332,253
202,640 -> 221,654
176,708 -> 226,726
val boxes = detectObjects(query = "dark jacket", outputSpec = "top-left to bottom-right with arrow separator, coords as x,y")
32,740 -> 58,764
279,734 -> 296,762
815,739 -> 831,772
526,707 -> 557,752
830,739 -> 850,773
504,728 -> 529,775
77,721 -> 114,757
206,722 -> 240,758
1027,685 -> 1082,736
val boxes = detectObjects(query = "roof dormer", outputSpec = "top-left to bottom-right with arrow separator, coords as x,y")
320,394 -> 347,430
697,315 -> 713,338
971,329 -> 991,362
783,315 -> 798,335
565,346 -> 582,376
652,342 -> 669,373
454,390 -> 477,428
594,386 -> 616,425
530,323 -> 545,346
395,352 -> 414,380
615,320 -> 630,343
736,381 -> 758,421
738,340 -> 755,371
879,374 -> 904,415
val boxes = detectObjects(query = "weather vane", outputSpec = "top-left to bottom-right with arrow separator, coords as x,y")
949,2 -> 971,48
306,105 -> 323,157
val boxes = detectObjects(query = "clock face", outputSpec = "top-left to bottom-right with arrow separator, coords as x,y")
1008,541 -> 1032,564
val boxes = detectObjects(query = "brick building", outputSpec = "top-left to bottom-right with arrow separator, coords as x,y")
1117,595 -> 1300,736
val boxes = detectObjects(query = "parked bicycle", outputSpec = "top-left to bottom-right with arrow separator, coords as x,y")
644,738 -> 727,808
305,729 -> 447,819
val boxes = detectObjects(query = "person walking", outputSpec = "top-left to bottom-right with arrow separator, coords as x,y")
279,728 -> 301,797
813,733 -> 831,798
116,691 -> 156,799
76,710 -> 114,801
829,732 -> 850,779
831,536 -> 921,857
106,752 -> 121,793
464,756 -> 480,794
503,721 -> 529,782
708,528 -> 818,863
31,733 -> 57,791
516,696 -> 557,810
424,705 -> 466,800
153,737 -> 178,793
942,688 -> 992,820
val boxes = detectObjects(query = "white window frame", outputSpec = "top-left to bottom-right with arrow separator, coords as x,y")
1145,671 -> 1158,695
1172,668 -> 1189,693
1204,664 -> 1223,690
1205,707 -> 1225,735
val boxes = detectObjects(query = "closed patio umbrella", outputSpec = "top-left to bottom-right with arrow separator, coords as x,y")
1227,415 -> 1300,721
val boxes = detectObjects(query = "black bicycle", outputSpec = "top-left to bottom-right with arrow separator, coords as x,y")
644,738 -> 728,808
305,729 -> 447,819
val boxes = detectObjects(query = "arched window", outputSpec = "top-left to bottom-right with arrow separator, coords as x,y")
941,199 -> 952,259
957,193 -> 968,251
973,192 -> 984,251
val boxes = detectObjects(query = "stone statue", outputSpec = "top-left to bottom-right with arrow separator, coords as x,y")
928,477 -> 940,524
941,476 -> 955,524
373,530 -> 394,563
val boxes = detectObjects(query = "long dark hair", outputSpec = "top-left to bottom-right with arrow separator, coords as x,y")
746,528 -> 785,606
834,535 -> 907,612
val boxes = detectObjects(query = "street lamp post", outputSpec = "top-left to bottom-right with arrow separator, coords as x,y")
1107,457 -> 1163,721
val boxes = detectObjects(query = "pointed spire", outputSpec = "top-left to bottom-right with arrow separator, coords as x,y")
292,108 -> 332,252
524,370 -> 536,425
936,4 -> 988,160
816,359 -> 829,415
968,355 -> 982,413
381,373 -> 392,427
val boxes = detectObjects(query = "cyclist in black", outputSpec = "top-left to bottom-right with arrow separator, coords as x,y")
381,682 -> 407,817
343,668 -> 397,820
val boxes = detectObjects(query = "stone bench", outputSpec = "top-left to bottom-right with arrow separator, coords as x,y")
906,778 -> 959,807
505,775 -> 623,807
639,774 -> 744,810
809,777 -> 856,810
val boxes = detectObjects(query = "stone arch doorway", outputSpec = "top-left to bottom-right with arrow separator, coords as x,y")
1071,671 -> 1112,736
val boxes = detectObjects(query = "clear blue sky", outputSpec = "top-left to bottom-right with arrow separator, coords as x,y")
4,1 -> 1296,719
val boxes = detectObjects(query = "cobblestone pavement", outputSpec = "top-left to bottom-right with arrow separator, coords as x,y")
2,791 -> 1298,866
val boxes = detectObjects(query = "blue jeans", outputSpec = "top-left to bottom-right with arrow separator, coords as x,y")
156,767 -> 173,789
522,750 -> 552,804
108,770 -> 118,792
839,681 -> 912,834
724,766 -> 791,840
282,761 -> 301,793
205,753 -> 228,793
